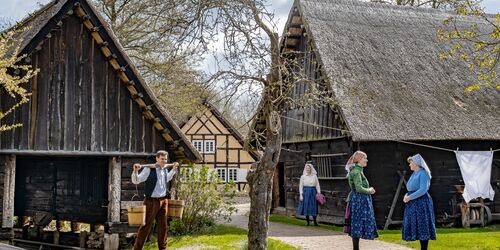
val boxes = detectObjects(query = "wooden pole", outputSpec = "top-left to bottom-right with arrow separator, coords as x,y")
2,155 -> 16,228
104,156 -> 121,250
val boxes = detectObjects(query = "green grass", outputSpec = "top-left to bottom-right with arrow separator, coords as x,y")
141,224 -> 299,250
269,214 -> 500,250
269,214 -> 344,232
378,226 -> 500,250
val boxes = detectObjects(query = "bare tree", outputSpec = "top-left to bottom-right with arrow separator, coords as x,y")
437,0 -> 500,91
181,0 -> 333,248
91,0 -> 212,121
0,28 -> 38,132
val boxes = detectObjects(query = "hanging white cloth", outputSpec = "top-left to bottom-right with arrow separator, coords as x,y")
455,151 -> 495,203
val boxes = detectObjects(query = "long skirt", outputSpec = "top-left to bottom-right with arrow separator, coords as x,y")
402,193 -> 436,241
297,186 -> 318,216
349,191 -> 378,239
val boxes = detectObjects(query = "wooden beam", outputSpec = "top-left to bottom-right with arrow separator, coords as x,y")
2,155 -> 16,228
285,38 -> 300,47
108,156 -> 121,222
105,156 -> 121,250
288,27 -> 303,36
291,16 -> 302,25
0,150 -> 154,157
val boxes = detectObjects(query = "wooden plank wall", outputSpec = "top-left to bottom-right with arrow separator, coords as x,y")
282,28 -> 344,143
281,139 -> 500,226
280,138 -> 351,224
0,14 -> 166,153
361,140 -> 500,226
0,156 -> 5,220
14,157 -> 108,224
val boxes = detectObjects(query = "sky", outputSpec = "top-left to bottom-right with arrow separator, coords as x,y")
2,0 -> 498,33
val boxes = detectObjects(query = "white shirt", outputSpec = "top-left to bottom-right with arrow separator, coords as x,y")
299,174 -> 321,195
131,167 -> 176,198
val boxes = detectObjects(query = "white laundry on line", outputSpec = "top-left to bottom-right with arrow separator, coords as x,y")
455,151 -> 495,203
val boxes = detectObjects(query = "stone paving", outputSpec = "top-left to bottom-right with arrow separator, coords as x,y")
222,203 -> 412,250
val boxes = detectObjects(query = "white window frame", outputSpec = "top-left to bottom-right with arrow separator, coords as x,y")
192,140 -> 203,153
204,140 -> 215,154
215,167 -> 226,182
215,167 -> 239,183
227,167 -> 238,182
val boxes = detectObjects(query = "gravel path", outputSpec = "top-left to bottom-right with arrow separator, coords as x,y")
223,203 -> 412,250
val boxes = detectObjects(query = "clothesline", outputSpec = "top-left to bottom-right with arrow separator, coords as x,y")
278,114 -> 500,153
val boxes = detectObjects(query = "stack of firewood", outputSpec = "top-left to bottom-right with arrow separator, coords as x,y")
86,230 -> 104,248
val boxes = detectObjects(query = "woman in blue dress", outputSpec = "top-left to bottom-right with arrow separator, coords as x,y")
297,163 -> 321,226
345,151 -> 378,250
402,154 -> 436,250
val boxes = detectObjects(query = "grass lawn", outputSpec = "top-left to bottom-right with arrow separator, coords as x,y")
379,226 -> 500,250
270,214 -> 500,250
140,224 -> 299,250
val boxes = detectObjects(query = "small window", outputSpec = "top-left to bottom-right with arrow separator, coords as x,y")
215,167 -> 226,182
204,140 -> 215,154
228,168 -> 238,182
192,140 -> 203,153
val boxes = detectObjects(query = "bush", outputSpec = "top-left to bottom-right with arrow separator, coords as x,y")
172,165 -> 236,235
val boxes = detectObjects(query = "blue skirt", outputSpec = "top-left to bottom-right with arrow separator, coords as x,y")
402,193 -> 436,241
297,187 -> 318,216
349,191 -> 378,239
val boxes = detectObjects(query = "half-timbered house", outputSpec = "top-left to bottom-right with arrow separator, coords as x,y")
256,0 -> 500,227
180,102 -> 259,186
0,0 -> 201,248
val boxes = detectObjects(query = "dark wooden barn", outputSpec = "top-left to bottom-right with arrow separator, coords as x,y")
0,0 -> 201,248
259,0 -> 500,228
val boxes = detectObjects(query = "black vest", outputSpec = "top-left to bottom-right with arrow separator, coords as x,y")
144,166 -> 170,198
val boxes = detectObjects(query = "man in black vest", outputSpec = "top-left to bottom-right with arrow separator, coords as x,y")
131,150 -> 178,250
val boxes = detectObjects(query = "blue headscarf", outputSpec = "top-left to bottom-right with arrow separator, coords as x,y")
411,154 -> 432,179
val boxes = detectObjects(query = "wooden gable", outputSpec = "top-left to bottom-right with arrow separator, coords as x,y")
0,0 -> 201,161
180,103 -> 259,169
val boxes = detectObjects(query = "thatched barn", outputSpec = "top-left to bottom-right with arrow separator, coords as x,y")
0,0 -> 201,248
259,0 -> 500,227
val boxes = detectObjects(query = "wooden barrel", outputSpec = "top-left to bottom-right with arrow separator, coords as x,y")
127,205 -> 146,226
167,199 -> 185,218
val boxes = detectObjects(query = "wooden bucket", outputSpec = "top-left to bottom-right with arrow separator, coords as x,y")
127,205 -> 146,226
167,199 -> 185,218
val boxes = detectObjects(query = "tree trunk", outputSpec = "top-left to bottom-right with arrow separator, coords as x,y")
247,111 -> 282,250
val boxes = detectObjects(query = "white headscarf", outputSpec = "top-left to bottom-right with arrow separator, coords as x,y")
303,163 -> 317,176
411,154 -> 432,179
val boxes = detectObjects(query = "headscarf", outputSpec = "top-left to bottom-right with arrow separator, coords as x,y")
345,151 -> 367,174
410,153 -> 432,179
303,163 -> 317,176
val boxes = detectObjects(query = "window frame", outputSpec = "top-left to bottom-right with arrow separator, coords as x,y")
204,140 -> 215,154
192,140 -> 204,153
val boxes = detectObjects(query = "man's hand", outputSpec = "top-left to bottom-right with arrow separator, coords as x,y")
133,163 -> 141,172
172,162 -> 179,171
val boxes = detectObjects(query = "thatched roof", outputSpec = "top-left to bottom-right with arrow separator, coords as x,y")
8,0 -> 202,161
294,0 -> 499,141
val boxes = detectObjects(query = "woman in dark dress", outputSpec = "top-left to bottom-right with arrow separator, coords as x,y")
402,154 -> 436,250
297,163 -> 321,226
345,151 -> 378,250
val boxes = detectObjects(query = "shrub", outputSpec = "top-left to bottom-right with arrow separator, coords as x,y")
172,165 -> 236,235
